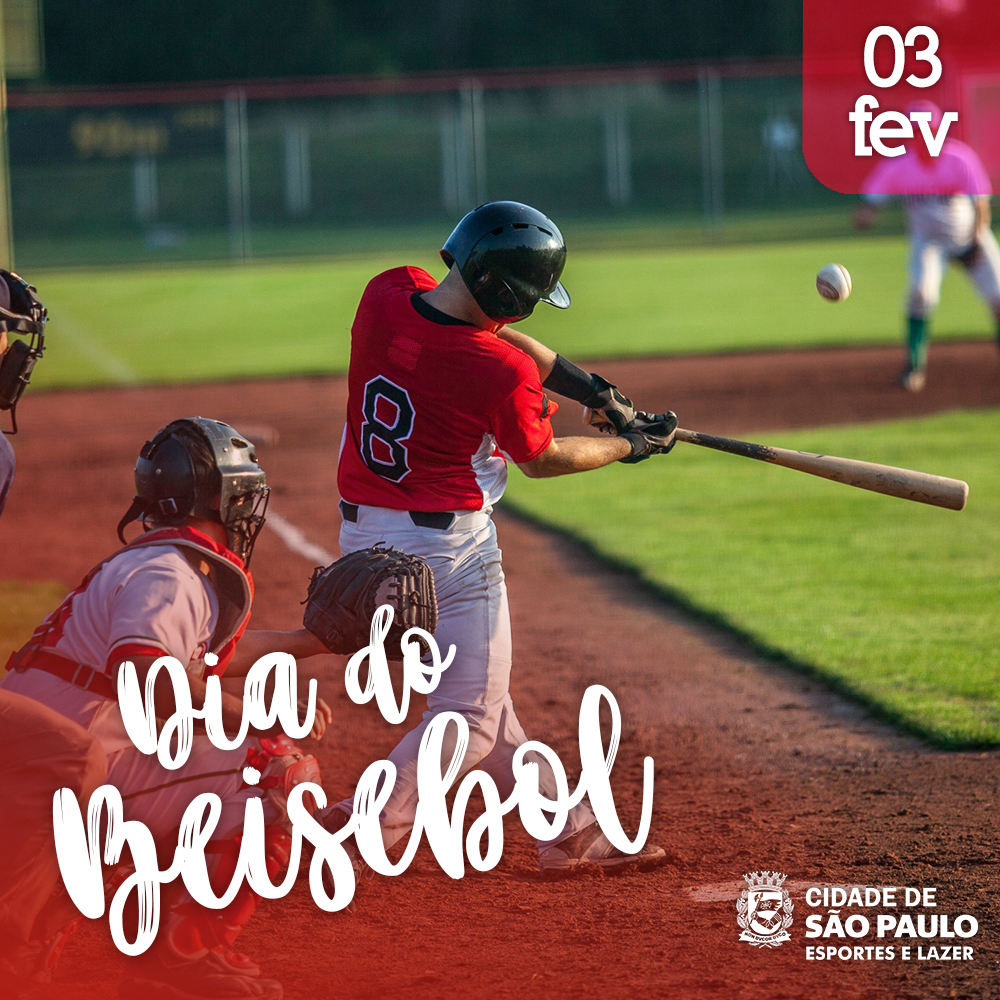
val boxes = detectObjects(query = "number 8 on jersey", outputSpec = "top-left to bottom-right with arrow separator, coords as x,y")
360,376 -> 415,482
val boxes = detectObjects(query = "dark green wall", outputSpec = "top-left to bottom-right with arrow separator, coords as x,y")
37,0 -> 802,86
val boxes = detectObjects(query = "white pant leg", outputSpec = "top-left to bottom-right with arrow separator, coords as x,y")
963,228 -> 1000,309
336,509 -> 593,851
108,735 -> 271,842
906,235 -> 947,317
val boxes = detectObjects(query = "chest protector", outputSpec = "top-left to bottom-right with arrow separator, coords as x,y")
11,526 -> 253,677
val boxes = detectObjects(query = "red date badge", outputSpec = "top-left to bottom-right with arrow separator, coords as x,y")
803,0 -> 1000,193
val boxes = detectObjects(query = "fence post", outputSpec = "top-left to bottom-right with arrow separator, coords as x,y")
0,0 -> 14,268
284,118 -> 310,217
133,154 -> 158,224
461,81 -> 487,206
698,68 -> 725,239
439,106 -> 460,212
225,88 -> 250,261
603,92 -> 632,207
441,83 -> 487,213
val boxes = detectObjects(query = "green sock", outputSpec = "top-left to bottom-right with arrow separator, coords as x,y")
906,316 -> 929,371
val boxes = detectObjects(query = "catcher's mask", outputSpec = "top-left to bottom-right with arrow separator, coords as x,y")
117,417 -> 270,566
0,270 -> 47,435
440,201 -> 570,324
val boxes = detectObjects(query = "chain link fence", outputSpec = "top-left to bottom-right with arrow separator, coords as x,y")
7,61 -> 851,268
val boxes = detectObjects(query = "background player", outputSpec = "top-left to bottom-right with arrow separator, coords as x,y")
0,271 -> 109,1000
0,268 -> 47,507
2,417 -> 334,1000
854,100 -> 1000,391
322,200 -> 676,877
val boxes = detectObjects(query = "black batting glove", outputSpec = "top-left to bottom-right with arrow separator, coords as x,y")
582,374 -> 637,434
620,411 -> 678,464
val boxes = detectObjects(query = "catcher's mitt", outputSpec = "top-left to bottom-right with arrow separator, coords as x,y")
302,545 -> 437,655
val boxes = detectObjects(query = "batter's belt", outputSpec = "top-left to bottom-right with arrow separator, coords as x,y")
339,500 -> 455,530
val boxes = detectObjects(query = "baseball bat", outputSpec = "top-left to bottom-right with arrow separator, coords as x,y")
674,428 -> 968,511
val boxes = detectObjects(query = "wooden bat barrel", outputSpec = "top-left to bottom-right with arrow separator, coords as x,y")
674,428 -> 968,511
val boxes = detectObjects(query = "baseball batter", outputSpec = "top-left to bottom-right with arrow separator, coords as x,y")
855,100 -> 1000,391
0,271 -> 110,1000
322,201 -> 676,877
1,417 -> 334,1000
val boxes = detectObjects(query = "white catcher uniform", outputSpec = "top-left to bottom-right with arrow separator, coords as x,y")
1,525 -> 302,968
2,527 -> 262,841
331,266 -> 596,853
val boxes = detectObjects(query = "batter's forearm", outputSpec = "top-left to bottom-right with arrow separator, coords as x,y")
518,435 -> 631,478
495,328 -> 626,411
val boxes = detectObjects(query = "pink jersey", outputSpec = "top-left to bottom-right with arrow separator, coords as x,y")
861,138 -> 992,198
862,139 -> 991,245
338,267 -> 557,512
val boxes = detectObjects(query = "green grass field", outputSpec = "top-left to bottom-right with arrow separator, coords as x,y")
30,232 -> 997,390
0,581 -> 67,665
8,227 -> 998,746
504,410 -> 1000,747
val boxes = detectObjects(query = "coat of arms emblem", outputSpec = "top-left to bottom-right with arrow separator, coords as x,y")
737,871 -> 793,947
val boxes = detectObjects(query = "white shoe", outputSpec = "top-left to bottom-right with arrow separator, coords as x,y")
538,823 -> 667,877
900,366 -> 926,392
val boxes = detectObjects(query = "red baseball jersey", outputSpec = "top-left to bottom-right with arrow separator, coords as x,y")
338,266 -> 557,512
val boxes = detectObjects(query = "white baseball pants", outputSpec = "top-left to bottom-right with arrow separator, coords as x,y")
907,229 -> 1000,317
334,504 -> 595,852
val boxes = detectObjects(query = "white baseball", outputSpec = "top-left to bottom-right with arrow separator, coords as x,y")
816,263 -> 852,302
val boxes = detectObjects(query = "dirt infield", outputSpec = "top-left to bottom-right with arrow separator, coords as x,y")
3,340 -> 998,1000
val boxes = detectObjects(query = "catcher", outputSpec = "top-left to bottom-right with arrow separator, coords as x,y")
1,416 -> 436,1000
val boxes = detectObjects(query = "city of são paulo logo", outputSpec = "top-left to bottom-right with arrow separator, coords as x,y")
737,871 -> 794,948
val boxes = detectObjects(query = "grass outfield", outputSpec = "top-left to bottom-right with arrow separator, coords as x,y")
31,233 -> 997,390
503,409 -> 1000,747
0,581 -> 67,670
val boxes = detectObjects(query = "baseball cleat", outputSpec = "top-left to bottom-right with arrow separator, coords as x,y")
210,946 -> 260,978
899,366 -> 926,392
117,949 -> 282,1000
538,822 -> 668,877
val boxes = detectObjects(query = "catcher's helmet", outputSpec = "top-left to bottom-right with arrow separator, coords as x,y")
440,201 -> 570,323
0,269 -> 47,435
117,417 -> 270,566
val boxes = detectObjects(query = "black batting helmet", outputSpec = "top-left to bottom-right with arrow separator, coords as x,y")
440,201 -> 570,323
117,417 -> 270,566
